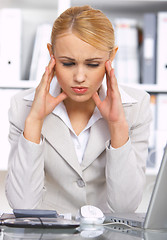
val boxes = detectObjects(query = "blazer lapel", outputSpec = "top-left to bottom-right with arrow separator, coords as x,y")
41,113 -> 83,177
80,101 -> 137,171
81,118 -> 110,170
23,85 -> 137,178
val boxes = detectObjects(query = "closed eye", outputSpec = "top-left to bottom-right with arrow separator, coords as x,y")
87,63 -> 100,67
62,62 -> 100,67
62,62 -> 75,67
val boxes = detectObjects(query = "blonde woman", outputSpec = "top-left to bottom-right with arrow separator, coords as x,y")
6,6 -> 151,216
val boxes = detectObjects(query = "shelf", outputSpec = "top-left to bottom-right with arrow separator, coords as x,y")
146,168 -> 158,176
1,0 -> 167,12
0,0 -> 58,9
122,83 -> 167,93
71,0 -> 167,13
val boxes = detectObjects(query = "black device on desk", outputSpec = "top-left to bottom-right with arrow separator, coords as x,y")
13,209 -> 58,218
0,209 -> 80,229
3,217 -> 80,229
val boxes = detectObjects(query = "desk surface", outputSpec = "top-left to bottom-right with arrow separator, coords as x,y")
1,225 -> 167,240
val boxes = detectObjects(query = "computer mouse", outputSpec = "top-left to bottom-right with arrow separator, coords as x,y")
79,205 -> 105,225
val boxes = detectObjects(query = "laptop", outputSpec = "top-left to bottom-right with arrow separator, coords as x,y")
105,143 -> 167,230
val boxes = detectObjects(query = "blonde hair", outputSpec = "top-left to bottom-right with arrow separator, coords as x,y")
51,5 -> 115,53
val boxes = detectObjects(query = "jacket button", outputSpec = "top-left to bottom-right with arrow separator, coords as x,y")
77,179 -> 85,188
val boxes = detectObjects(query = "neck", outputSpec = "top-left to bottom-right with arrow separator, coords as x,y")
64,98 -> 96,116
63,98 -> 96,135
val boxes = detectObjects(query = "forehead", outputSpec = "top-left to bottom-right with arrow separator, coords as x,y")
53,33 -> 109,60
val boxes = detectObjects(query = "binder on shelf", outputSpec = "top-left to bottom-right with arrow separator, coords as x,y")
155,94 -> 167,172
147,94 -> 157,169
156,94 -> 167,131
156,12 -> 167,85
29,24 -> 52,82
0,8 -> 22,82
142,13 -> 157,84
114,18 -> 140,84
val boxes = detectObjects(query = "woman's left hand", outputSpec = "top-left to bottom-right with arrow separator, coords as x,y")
92,60 -> 129,148
92,60 -> 125,124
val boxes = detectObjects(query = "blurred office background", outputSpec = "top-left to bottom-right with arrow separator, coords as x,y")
0,0 -> 167,213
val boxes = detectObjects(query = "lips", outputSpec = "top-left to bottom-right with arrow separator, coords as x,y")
72,87 -> 88,94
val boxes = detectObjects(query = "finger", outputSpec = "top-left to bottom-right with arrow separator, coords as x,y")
46,56 -> 56,83
55,92 -> 68,104
48,55 -> 56,72
109,69 -> 122,102
92,92 -> 102,108
40,58 -> 55,85
105,61 -> 118,91
106,73 -> 111,92
110,68 -> 119,91
40,57 -> 55,91
49,92 -> 68,110
105,60 -> 112,91
105,60 -> 112,78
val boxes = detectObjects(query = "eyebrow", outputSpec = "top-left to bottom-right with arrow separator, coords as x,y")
58,56 -> 103,61
85,58 -> 103,62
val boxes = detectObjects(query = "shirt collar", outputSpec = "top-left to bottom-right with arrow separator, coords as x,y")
23,76 -> 138,105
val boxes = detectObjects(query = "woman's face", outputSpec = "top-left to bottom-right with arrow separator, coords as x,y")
53,33 -> 110,102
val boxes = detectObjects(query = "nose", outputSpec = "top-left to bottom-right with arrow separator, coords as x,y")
74,66 -> 86,83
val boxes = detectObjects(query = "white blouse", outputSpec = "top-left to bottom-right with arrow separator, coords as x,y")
24,76 -> 137,163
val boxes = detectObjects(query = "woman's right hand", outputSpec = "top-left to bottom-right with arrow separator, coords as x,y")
29,55 -> 67,121
24,55 -> 67,143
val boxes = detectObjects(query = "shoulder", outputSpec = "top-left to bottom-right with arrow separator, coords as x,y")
119,84 -> 151,127
11,88 -> 35,103
9,88 -> 35,129
119,84 -> 150,103
10,88 -> 35,112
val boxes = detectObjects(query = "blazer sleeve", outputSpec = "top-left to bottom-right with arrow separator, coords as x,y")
105,92 -> 152,212
5,94 -> 45,209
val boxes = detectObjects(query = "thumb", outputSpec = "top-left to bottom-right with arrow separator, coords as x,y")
92,92 -> 102,108
55,92 -> 68,104
49,92 -> 68,110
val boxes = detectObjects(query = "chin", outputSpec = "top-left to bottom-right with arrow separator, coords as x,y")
70,94 -> 92,103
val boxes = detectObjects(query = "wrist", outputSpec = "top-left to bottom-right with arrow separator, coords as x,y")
24,116 -> 44,144
108,120 -> 129,149
25,114 -> 44,126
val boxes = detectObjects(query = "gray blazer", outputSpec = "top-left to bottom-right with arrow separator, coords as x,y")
6,85 -> 152,216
